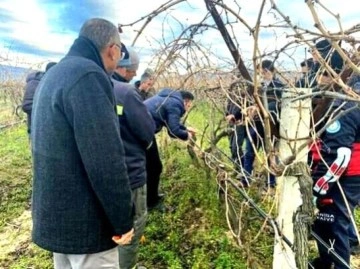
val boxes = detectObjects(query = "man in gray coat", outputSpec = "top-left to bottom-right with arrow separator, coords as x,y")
31,18 -> 134,269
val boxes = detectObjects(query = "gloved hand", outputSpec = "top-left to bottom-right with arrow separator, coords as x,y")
313,175 -> 337,197
313,147 -> 351,197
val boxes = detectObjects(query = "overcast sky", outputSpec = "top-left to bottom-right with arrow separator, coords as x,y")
0,0 -> 358,78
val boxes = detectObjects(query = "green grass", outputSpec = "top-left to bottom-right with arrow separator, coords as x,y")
0,125 -> 32,231
0,106 -> 248,268
138,136 -> 247,268
6,244 -> 53,269
2,101 -> 359,268
186,101 -> 230,152
0,124 -> 53,268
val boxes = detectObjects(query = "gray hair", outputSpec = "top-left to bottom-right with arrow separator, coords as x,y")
79,18 -> 120,52
140,68 -> 154,83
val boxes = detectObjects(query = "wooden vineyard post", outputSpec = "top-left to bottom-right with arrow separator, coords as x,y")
273,88 -> 312,269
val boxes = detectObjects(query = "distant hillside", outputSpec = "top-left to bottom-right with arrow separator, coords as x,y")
0,65 -> 33,82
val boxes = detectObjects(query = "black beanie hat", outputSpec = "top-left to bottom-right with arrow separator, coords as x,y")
300,58 -> 314,69
315,39 -> 343,74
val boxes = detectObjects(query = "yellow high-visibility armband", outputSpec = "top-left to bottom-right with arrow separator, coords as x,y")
116,105 -> 123,115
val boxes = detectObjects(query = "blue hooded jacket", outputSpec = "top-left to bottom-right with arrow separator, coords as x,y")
144,89 -> 189,140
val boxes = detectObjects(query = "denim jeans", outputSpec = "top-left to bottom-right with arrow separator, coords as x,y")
349,220 -> 359,247
243,127 -> 275,187
229,124 -> 246,170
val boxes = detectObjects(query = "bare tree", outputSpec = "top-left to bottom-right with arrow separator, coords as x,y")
118,0 -> 360,267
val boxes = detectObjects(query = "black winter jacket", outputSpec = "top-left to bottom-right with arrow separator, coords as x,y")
134,80 -> 154,101
253,78 -> 284,137
113,71 -> 128,82
112,80 -> 155,190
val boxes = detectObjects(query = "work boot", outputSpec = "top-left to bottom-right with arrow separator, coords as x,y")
308,257 -> 332,269
148,195 -> 166,212
148,202 -> 166,213
351,243 -> 360,256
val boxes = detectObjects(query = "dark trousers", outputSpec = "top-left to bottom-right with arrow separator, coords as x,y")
313,176 -> 360,269
243,127 -> 276,187
229,124 -> 246,169
145,138 -> 163,207
349,219 -> 359,247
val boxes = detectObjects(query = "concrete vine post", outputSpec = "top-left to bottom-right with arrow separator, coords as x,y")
273,88 -> 312,269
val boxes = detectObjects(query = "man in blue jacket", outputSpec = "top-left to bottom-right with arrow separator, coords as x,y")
112,54 -> 155,268
144,89 -> 195,210
31,18 -> 134,269
225,89 -> 246,176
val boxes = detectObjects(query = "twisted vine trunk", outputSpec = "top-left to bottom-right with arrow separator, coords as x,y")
279,162 -> 314,269
293,162 -> 314,269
